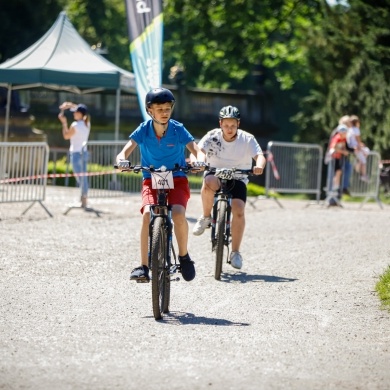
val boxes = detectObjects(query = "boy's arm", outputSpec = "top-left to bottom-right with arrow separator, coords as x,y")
186,141 -> 206,163
116,139 -> 138,164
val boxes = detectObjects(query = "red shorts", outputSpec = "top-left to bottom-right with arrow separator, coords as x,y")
140,176 -> 191,213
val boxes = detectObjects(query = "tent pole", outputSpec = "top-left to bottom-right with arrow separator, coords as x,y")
115,88 -> 121,141
4,84 -> 12,142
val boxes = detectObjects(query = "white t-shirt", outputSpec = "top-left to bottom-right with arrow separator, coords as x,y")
198,128 -> 263,183
347,126 -> 360,149
69,120 -> 90,153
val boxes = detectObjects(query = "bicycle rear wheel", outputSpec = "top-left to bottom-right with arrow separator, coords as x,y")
151,217 -> 170,320
214,200 -> 227,280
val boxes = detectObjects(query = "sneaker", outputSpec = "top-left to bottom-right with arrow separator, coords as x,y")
130,265 -> 150,283
342,188 -> 351,196
230,251 -> 243,269
178,253 -> 196,281
81,195 -> 88,208
360,175 -> 369,183
192,215 -> 212,236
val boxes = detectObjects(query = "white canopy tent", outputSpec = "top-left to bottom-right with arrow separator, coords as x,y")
0,11 -> 136,141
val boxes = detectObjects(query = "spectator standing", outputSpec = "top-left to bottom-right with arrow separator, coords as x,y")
327,124 -> 350,193
349,115 -> 370,182
58,102 -> 90,208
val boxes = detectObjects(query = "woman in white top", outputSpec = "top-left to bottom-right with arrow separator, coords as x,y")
58,102 -> 91,208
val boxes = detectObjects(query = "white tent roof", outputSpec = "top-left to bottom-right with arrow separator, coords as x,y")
0,11 -> 135,94
0,11 -> 137,140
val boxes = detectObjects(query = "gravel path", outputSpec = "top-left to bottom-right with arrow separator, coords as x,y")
1,187 -> 389,390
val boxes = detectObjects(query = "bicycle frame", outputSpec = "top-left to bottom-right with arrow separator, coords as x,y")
207,167 -> 252,280
148,191 -> 176,274
115,162 -> 193,319
211,182 -> 233,251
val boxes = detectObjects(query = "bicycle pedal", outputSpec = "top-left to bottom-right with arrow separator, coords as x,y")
170,277 -> 180,282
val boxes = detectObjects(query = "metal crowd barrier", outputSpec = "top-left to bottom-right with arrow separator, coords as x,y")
323,155 -> 348,207
49,141 -> 203,198
322,151 -> 382,209
0,142 -> 52,217
349,151 -> 383,209
250,141 -> 323,208
87,141 -> 135,198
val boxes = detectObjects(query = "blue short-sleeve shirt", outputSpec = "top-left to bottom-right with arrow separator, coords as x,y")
130,119 -> 194,179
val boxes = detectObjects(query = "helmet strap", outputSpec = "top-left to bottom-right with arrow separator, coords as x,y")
148,112 -> 168,126
146,102 -> 175,126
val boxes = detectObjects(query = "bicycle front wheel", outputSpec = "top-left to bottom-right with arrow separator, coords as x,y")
214,200 -> 227,280
151,217 -> 170,320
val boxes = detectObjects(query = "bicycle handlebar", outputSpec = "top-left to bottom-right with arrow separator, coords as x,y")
114,162 -> 202,174
206,167 -> 254,175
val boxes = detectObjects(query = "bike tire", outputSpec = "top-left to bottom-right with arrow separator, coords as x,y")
151,217 -> 170,320
214,200 -> 227,280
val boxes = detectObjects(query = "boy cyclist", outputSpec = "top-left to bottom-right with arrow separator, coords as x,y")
192,106 -> 266,269
116,88 -> 205,282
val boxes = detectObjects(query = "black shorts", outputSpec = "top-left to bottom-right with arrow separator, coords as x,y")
205,172 -> 247,203
335,158 -> 343,171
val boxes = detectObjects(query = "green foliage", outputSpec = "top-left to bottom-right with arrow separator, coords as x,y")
247,182 -> 266,197
163,0 -> 321,90
47,157 -> 77,187
292,0 -> 390,156
0,0 -> 63,62
2,0 -> 390,157
375,265 -> 390,311
0,0 -> 131,70
64,0 -> 132,70
47,158 -> 116,188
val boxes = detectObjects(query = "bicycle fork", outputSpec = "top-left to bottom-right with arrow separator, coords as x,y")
148,206 -> 180,281
166,208 -> 181,281
211,196 -> 233,252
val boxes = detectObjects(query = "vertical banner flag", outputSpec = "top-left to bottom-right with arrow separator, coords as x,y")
125,0 -> 163,120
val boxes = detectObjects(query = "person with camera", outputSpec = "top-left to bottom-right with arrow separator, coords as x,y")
58,102 -> 90,208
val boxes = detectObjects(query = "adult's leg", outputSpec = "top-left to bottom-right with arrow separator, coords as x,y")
342,159 -> 352,191
71,152 -> 82,188
81,150 -> 89,197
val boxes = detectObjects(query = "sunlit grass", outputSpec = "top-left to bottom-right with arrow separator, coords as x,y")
376,265 -> 390,311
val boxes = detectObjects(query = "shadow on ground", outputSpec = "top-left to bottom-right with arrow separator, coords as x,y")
220,272 -> 298,284
153,312 -> 250,326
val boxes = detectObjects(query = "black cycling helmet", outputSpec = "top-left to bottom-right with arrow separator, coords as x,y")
145,88 -> 176,110
219,105 -> 240,120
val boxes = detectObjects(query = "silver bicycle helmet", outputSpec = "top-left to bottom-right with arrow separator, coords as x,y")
219,105 -> 240,120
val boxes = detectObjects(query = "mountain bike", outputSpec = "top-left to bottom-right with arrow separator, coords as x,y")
115,162 -> 193,320
206,167 -> 253,280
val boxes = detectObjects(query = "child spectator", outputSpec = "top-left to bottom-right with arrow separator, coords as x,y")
327,124 -> 350,192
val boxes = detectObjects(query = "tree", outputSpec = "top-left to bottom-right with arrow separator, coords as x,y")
163,0 -> 322,90
292,0 -> 390,155
64,0 -> 132,70
1,0 -> 389,155
0,0 -> 63,63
